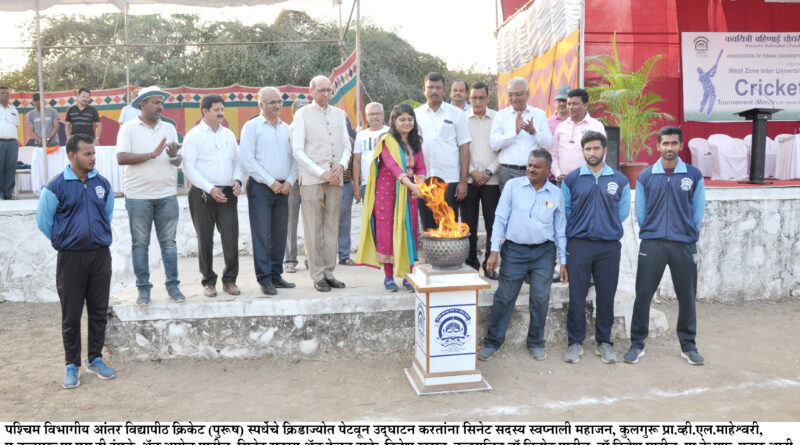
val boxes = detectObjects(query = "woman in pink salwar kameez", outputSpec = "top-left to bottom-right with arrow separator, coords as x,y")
357,104 -> 426,292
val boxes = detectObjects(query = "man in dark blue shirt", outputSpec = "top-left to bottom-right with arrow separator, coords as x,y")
37,134 -> 116,388
561,131 -> 630,364
625,126 -> 706,365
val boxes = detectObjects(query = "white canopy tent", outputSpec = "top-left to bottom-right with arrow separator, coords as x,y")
0,0 -> 363,178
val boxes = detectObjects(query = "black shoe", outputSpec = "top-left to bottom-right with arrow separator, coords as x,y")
325,277 -> 346,288
260,283 -> 277,296
272,277 -> 296,288
314,280 -> 331,292
483,268 -> 499,280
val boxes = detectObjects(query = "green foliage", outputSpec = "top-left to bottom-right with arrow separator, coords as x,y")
0,12 -> 492,115
585,33 -> 674,163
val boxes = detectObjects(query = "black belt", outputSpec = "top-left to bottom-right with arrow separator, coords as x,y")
0,138 -> 16,142
509,240 -> 551,248
500,163 -> 526,171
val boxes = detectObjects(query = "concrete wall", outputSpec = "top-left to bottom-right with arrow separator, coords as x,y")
1,187 -> 798,303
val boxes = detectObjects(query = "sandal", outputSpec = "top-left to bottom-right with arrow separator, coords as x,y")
285,263 -> 296,273
339,258 -> 355,266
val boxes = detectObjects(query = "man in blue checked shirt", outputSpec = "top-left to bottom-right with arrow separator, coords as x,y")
478,148 -> 568,362
560,131 -> 630,365
625,126 -> 706,366
37,134 -> 116,389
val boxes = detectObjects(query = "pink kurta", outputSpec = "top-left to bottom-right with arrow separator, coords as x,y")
373,144 -> 426,263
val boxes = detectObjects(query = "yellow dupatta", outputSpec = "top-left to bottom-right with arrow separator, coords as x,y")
355,133 -> 416,278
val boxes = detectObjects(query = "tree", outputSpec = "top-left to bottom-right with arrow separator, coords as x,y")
0,12 -> 492,112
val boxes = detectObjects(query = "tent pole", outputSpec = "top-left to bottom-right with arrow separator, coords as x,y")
124,2 -> 131,103
36,0 -> 48,184
579,0 -> 585,87
355,0 -> 361,130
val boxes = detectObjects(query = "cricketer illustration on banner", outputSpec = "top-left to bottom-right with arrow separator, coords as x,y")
682,32 -> 800,122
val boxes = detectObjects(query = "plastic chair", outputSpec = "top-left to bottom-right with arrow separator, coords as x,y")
775,134 -> 800,180
708,134 -> 748,180
687,138 -> 713,177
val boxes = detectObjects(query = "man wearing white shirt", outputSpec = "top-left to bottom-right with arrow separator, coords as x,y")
118,89 -> 141,124
551,88 -> 606,181
352,102 -> 389,203
241,87 -> 298,296
0,86 -> 20,200
292,75 -> 351,292
450,79 -> 472,111
182,94 -> 243,298
116,86 -> 184,306
415,72 -> 472,230
490,77 -> 553,191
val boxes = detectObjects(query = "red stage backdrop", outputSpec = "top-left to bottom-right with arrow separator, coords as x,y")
501,0 -> 800,164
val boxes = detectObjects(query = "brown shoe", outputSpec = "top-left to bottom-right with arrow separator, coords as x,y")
223,282 -> 241,295
204,284 -> 217,297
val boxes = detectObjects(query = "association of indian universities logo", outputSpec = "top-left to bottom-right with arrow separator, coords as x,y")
95,185 -> 105,199
416,302 -> 425,345
681,178 -> 694,191
693,36 -> 710,56
434,308 -> 471,352
606,182 -> 619,195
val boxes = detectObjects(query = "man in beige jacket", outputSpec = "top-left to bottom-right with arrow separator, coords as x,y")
291,75 -> 352,292
461,81 -> 500,279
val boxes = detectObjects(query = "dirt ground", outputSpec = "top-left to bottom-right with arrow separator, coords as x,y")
1,299 -> 799,421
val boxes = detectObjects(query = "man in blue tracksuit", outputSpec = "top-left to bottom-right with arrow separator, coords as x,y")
561,131 -> 630,364
37,133 -> 117,388
624,126 -> 706,365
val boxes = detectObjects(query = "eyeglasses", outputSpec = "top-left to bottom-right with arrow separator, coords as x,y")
508,91 -> 527,98
264,100 -> 282,106
367,112 -> 383,116
314,88 -> 333,94
425,85 -> 444,91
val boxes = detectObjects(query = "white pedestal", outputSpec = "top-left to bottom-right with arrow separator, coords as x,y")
403,264 -> 492,396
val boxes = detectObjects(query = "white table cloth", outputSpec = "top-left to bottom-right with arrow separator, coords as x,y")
29,146 -> 123,193
775,134 -> 800,180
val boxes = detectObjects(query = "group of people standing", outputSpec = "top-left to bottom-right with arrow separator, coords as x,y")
32,71 -> 706,390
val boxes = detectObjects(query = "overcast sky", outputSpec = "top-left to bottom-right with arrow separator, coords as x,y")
0,0 -> 500,77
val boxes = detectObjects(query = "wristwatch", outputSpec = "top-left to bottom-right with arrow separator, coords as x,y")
485,169 -> 493,176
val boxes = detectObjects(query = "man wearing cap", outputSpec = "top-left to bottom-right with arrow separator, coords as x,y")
182,94 -> 243,298
292,75 -> 351,292
551,88 -> 606,181
0,86 -> 20,200
26,93 -> 60,147
118,89 -> 141,124
548,85 -> 570,136
116,86 -> 185,306
490,77 -> 552,192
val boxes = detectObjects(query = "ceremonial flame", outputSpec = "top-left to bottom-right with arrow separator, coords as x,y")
415,177 -> 469,238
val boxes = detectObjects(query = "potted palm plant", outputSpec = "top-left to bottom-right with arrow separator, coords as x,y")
585,33 -> 674,187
